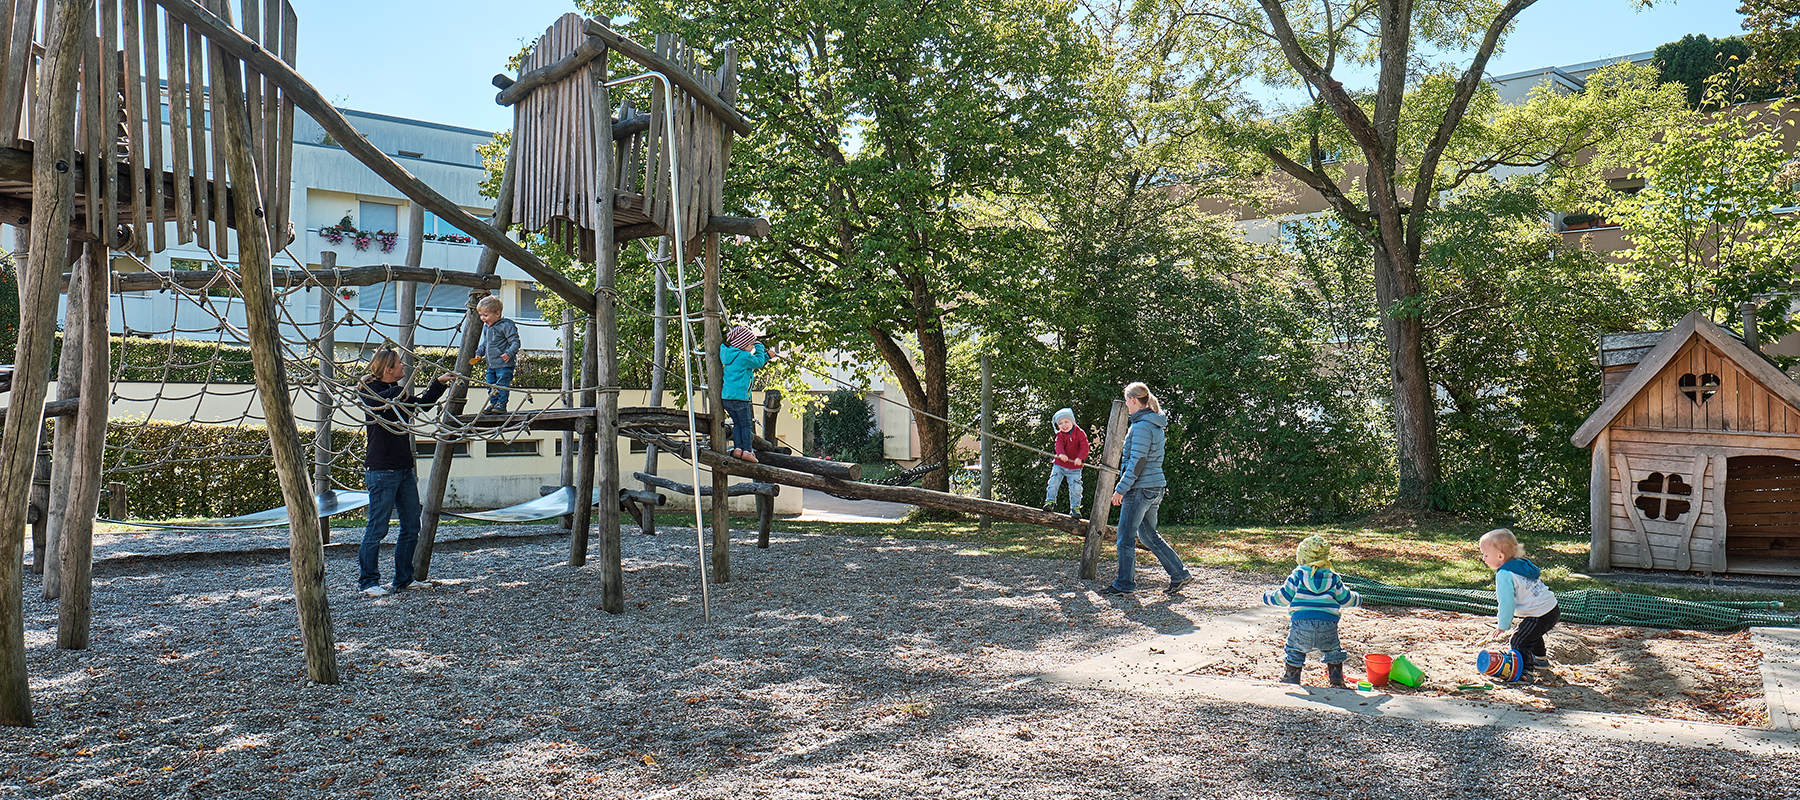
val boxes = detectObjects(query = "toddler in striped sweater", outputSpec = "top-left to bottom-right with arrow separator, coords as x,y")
1263,536 -> 1361,687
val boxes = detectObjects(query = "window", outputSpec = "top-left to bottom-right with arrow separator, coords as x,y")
517,287 -> 546,320
360,281 -> 466,313
422,211 -> 476,245
359,201 -> 399,235
486,439 -> 541,458
416,441 -> 469,459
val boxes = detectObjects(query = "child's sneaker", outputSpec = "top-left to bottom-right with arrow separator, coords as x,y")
361,585 -> 389,597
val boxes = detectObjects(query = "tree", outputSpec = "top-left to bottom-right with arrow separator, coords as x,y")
1740,0 -> 1800,90
1137,0 -> 1680,509
589,0 -> 1092,492
1590,78 -> 1800,350
1651,33 -> 1781,107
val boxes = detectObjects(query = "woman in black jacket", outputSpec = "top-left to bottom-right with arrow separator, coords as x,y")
357,347 -> 456,597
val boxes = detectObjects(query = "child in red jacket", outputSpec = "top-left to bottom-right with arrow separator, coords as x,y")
1043,408 -> 1090,519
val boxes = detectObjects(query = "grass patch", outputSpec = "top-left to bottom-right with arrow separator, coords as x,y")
769,516 -> 1800,606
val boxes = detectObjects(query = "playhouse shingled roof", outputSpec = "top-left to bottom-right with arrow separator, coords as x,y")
1570,311 -> 1800,449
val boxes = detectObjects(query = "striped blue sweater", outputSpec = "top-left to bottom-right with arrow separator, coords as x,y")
1263,566 -> 1362,622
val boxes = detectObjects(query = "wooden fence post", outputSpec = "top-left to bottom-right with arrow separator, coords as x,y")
1080,400 -> 1129,581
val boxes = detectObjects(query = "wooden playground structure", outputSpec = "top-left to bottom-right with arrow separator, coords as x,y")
0,1 -> 1117,727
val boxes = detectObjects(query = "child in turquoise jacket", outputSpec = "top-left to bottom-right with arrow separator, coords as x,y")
720,326 -> 770,461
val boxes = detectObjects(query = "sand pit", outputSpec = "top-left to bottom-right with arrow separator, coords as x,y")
1193,606 -> 1769,727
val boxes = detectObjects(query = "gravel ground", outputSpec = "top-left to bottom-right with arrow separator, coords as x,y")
4,524 -> 1796,799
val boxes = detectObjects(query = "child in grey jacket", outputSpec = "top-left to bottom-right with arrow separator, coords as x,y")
476,295 -> 521,414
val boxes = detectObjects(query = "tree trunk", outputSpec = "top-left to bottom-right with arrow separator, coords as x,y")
1372,247 -> 1440,509
56,241 -> 107,650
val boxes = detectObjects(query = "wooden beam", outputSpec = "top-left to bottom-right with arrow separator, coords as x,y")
493,29 -> 607,107
629,430 -> 1098,537
151,0 -> 595,314
635,471 -> 778,498
616,214 -> 772,244
0,398 -> 82,427
1081,400 -> 1129,580
582,18 -> 753,136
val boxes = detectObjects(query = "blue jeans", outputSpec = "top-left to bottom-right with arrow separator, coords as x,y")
360,469 -> 421,590
485,365 -> 515,410
1045,464 -> 1082,514
723,399 -> 755,451
1284,617 -> 1347,666
1109,486 -> 1188,592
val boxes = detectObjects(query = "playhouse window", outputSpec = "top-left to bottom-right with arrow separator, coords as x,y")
1678,373 -> 1721,403
1633,471 -> 1693,521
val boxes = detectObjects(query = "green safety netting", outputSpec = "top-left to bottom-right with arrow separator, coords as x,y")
1341,576 -> 1800,631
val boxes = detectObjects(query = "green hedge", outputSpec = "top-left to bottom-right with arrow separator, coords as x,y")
103,420 -> 367,520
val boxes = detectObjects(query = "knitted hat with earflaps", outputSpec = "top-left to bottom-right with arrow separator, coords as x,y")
727,326 -> 757,350
1296,536 -> 1334,570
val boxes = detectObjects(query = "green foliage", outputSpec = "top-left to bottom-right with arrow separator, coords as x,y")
812,389 -> 885,463
1739,0 -> 1800,90
1589,78 -> 1800,352
0,248 -> 17,357
103,420 -> 365,520
1652,34 -> 1785,108
1419,179 -> 1641,529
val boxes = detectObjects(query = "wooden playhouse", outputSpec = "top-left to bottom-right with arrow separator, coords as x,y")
1572,311 -> 1800,576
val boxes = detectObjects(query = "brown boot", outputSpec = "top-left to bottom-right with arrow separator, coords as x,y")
1327,663 -> 1346,688
1281,663 -> 1302,684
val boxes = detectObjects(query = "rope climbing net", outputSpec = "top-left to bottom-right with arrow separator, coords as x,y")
97,243 -> 604,494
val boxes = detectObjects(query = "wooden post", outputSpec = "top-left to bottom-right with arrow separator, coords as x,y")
761,389 -> 782,452
1588,430 -> 1611,573
397,202 -> 422,375
756,493 -> 773,549
642,253 -> 668,483
592,58 -> 623,614
979,353 -> 991,533
2,0 -> 89,724
1079,400 -> 1129,581
570,324 -> 598,567
57,242 -> 107,650
415,135 -> 518,581
29,436 -> 49,574
704,232 -> 729,583
559,308 -> 574,531
41,243 -> 85,601
312,251 -> 337,543
215,42 -> 338,684
105,482 -> 126,521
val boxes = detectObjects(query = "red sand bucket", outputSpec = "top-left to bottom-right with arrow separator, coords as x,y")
1364,653 -> 1393,686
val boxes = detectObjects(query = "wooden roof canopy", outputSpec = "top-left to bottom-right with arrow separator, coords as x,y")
494,14 -> 767,262
1571,311 -> 1800,448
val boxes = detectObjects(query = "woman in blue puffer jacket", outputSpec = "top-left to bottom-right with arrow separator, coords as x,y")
1098,381 -> 1193,597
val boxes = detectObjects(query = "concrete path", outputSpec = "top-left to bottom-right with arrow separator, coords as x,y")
1753,626 -> 1800,731
1043,606 -> 1800,755
789,488 -> 913,523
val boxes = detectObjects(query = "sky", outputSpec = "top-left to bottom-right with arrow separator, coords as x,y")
290,0 -> 1752,134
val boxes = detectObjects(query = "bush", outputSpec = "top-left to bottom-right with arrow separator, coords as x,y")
103,420 -> 366,520
813,389 -> 886,462
0,251 -> 17,357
